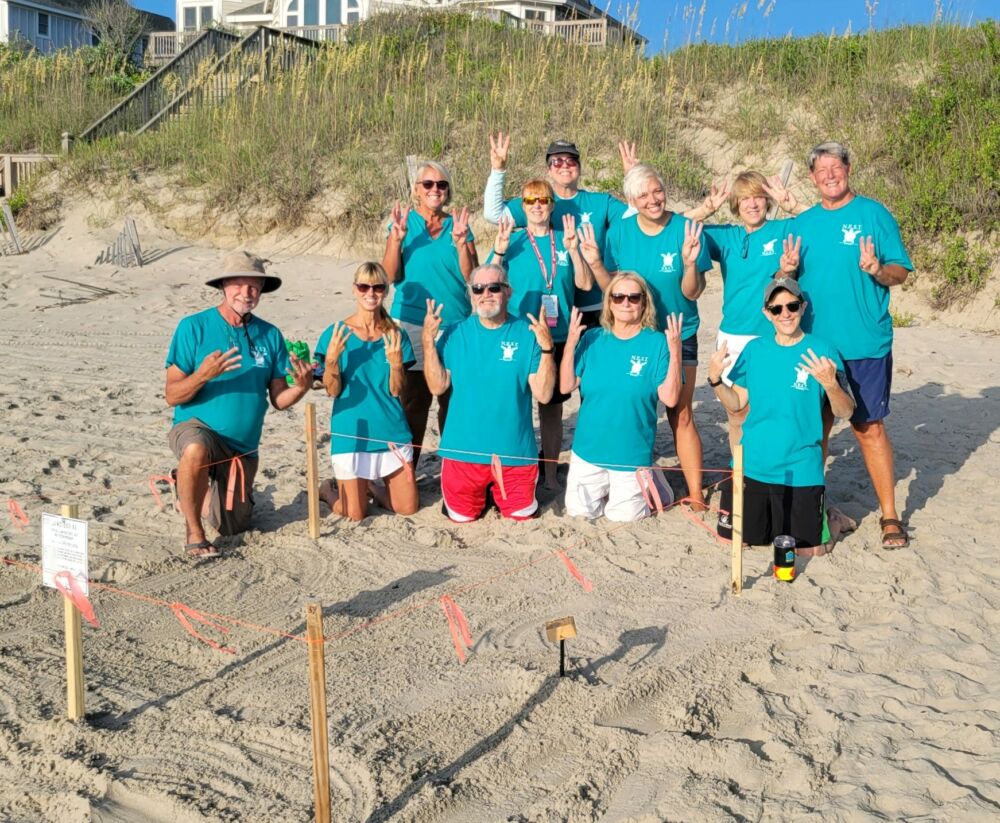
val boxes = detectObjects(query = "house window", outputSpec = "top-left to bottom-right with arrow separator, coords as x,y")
325,0 -> 340,24
304,0 -> 318,25
524,9 -> 546,20
183,7 -> 197,30
286,0 -> 298,25
37,12 -> 50,37
346,0 -> 358,23
199,5 -> 213,26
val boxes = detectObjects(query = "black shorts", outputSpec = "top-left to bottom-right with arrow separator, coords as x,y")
681,334 -> 698,367
540,341 -> 572,406
717,476 -> 824,548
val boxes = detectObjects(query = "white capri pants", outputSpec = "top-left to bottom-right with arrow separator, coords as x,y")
332,444 -> 413,481
565,452 -> 671,522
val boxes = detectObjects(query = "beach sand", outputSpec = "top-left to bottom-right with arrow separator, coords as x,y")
1,204 -> 999,822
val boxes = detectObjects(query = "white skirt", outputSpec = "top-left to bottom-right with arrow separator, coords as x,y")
331,444 -> 413,481
716,331 -> 758,386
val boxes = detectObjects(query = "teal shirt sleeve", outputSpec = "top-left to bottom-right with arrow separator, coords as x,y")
506,197 -> 528,227
728,343 -> 750,389
165,316 -> 197,372
872,204 -> 912,270
400,327 -> 416,368
607,195 -> 628,223
605,221 -> 621,272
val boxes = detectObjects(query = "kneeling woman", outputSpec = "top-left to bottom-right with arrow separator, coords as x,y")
560,273 -> 682,521
709,277 -> 854,549
315,262 -> 419,520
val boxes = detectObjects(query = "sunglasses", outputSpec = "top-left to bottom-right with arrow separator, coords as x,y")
523,196 -> 553,206
470,282 -> 507,295
765,300 -> 801,316
549,157 -> 578,169
355,283 -> 387,294
610,292 -> 643,305
418,180 -> 449,191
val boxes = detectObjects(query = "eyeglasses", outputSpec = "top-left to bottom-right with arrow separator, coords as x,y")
548,157 -> 578,169
523,196 -> 553,206
470,282 -> 507,295
418,180 -> 449,191
610,292 -> 643,305
355,282 -> 387,294
765,300 -> 802,316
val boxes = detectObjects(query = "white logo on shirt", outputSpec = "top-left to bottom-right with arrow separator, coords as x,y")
761,239 -> 777,256
792,365 -> 810,391
841,225 -> 863,245
628,355 -> 649,377
660,252 -> 676,272
556,250 -> 569,266
500,341 -> 519,362
580,212 -> 592,224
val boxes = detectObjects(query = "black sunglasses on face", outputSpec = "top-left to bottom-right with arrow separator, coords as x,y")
418,180 -> 449,191
610,292 -> 643,305
766,300 -> 801,316
471,282 -> 506,295
355,283 -> 387,294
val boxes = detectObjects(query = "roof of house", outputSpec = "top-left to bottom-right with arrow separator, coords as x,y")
4,0 -> 173,30
227,1 -> 267,16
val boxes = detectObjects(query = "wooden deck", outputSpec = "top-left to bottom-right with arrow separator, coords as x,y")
0,154 -> 58,198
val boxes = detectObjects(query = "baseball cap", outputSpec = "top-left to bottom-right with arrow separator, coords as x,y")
762,276 -> 803,305
545,139 -> 580,162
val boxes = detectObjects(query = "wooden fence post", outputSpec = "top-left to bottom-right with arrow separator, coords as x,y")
305,603 -> 331,823
61,503 -> 86,720
731,445 -> 744,595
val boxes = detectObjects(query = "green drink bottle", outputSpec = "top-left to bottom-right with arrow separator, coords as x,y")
286,340 -> 311,385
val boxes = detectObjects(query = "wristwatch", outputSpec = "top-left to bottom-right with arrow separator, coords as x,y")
707,376 -> 723,387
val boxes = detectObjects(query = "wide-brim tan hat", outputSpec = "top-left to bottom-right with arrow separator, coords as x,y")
205,250 -> 282,293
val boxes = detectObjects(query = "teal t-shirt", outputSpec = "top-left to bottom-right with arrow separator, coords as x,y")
507,188 -> 627,309
488,229 -> 575,343
166,307 -> 290,454
605,213 -> 713,339
704,219 -> 794,337
729,333 -> 845,487
571,327 -> 670,471
388,209 -> 474,327
795,195 -> 912,359
436,316 -> 542,466
314,323 -> 416,455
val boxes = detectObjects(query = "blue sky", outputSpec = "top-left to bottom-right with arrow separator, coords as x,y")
136,0 -> 995,52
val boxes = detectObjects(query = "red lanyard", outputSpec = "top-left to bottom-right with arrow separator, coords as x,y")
526,231 -> 556,292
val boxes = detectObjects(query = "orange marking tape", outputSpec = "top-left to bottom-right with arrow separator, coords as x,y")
7,500 -> 29,531
439,595 -> 473,664
147,475 -> 175,511
490,454 -> 508,501
555,550 -> 593,592
635,469 -> 665,515
224,456 -> 246,513
387,442 -> 414,482
170,602 -> 236,655
53,570 -> 100,627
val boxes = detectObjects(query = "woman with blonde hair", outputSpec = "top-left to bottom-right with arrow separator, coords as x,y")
560,272 -> 682,521
382,160 -> 477,469
315,262 -> 419,521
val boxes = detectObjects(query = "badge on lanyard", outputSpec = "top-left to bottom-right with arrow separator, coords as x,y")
528,232 -> 560,328
541,293 -> 559,327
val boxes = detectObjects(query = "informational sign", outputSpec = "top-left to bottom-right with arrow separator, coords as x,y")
41,513 -> 89,596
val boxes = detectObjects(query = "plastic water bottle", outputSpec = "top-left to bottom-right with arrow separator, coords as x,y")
773,535 -> 796,582
285,340 -> 311,385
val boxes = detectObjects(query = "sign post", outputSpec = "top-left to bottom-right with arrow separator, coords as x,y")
731,445 -> 745,595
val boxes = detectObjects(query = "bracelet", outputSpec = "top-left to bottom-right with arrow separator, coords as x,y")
493,249 -> 505,257
707,376 -> 723,387
540,348 -> 554,355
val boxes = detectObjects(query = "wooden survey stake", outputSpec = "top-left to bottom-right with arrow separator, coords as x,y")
305,402 -> 321,539
305,602 -> 331,823
61,503 -> 85,719
731,445 -> 745,595
545,617 -> 577,678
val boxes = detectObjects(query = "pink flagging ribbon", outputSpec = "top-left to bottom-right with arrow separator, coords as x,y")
490,454 -> 508,501
53,570 -> 100,627
439,595 -> 473,664
224,457 -> 246,513
170,602 -> 236,654
387,442 -> 414,482
677,497 -> 732,547
556,550 -> 593,592
7,499 -> 29,531
147,475 -> 175,511
636,469 -> 665,514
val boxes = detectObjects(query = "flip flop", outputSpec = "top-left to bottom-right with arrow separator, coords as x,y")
185,540 -> 221,559
879,517 -> 910,550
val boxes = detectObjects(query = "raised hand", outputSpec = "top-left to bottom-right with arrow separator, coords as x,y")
618,140 -> 639,174
382,327 -> 404,368
578,222 -> 602,266
526,306 -> 555,351
423,299 -> 445,339
389,201 -> 409,243
324,322 -> 351,368
682,220 -> 704,264
664,312 -> 683,349
287,352 -> 314,391
562,214 -> 578,252
197,346 -> 242,380
566,306 -> 585,345
494,216 -> 513,256
780,234 -> 802,274
490,131 -> 510,171
703,178 -> 731,213
859,236 -> 881,277
708,340 -> 730,384
451,206 -> 471,244
762,174 -> 799,213
800,348 -> 838,389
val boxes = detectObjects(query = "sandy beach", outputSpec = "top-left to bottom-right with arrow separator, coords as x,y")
1,203 -> 999,822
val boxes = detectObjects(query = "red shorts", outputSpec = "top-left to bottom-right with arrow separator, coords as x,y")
441,459 -> 539,522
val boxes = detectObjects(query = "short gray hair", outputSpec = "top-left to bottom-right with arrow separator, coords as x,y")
623,163 -> 666,205
808,141 -> 850,171
410,160 -> 453,207
469,262 -> 508,287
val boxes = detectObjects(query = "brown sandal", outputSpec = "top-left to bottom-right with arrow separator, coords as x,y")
879,517 -> 910,550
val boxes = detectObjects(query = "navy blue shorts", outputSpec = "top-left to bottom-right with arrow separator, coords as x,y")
681,334 -> 698,367
844,352 -> 892,423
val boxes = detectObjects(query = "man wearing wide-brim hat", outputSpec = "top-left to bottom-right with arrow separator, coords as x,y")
164,251 -> 312,558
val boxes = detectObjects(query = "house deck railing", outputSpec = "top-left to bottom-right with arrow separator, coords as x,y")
0,153 -> 59,197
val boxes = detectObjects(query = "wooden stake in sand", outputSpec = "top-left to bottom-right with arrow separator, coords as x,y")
731,445 -> 745,595
305,602 -> 331,823
545,616 -> 577,678
304,402 -> 321,539
61,503 -> 86,720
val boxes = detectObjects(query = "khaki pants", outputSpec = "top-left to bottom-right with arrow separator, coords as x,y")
168,418 -> 260,537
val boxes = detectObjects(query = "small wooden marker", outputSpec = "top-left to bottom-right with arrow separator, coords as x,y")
731,445 -> 745,595
545,616 -> 577,677
61,503 -> 85,720
305,602 -> 331,823
304,402 -> 321,539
